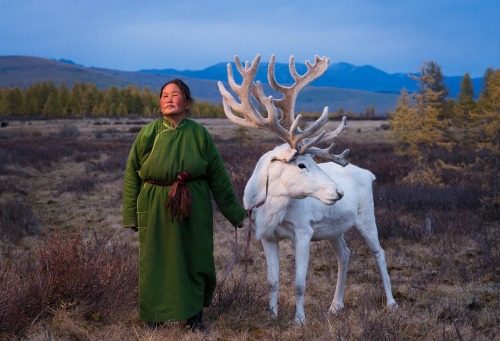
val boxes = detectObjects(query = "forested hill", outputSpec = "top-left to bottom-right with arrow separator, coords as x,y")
0,55 -> 483,114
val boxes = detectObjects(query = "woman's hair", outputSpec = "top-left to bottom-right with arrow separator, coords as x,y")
159,78 -> 194,104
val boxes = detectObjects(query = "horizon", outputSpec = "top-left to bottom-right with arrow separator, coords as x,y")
1,54 -> 487,79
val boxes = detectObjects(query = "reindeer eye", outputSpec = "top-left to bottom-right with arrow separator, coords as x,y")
298,163 -> 307,169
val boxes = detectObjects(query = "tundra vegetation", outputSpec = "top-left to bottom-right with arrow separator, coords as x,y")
0,64 -> 498,340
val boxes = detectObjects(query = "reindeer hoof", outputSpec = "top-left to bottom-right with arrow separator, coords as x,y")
387,302 -> 399,311
266,306 -> 278,318
328,303 -> 344,316
294,315 -> 306,325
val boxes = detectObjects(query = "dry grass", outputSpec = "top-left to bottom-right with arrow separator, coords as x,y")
0,117 -> 498,340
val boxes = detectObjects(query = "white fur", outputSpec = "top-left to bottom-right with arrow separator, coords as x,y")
244,144 -> 397,324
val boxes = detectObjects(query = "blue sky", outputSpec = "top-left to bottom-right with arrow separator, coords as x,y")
1,0 -> 498,77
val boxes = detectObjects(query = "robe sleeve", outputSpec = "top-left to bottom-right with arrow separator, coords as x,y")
204,129 -> 246,227
122,132 -> 143,228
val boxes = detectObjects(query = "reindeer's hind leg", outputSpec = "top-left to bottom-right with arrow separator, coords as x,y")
261,238 -> 280,318
356,222 -> 397,309
327,235 -> 351,314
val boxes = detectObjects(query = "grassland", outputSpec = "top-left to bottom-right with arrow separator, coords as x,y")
0,117 -> 498,340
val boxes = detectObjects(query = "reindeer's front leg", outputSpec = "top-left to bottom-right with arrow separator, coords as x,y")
261,238 -> 280,318
294,234 -> 312,324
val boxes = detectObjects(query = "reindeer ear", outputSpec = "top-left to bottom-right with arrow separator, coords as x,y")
283,148 -> 298,162
271,144 -> 298,162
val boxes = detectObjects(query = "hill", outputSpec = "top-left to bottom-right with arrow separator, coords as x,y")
140,59 -> 483,98
0,55 -> 482,114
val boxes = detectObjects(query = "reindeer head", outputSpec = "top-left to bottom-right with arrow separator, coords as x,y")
217,54 -> 350,166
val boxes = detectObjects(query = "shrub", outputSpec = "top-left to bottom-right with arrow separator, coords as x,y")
86,154 -> 127,173
377,183 -> 483,211
0,199 -> 40,243
56,175 -> 97,194
208,277 -> 267,322
0,231 -> 138,336
217,142 -> 268,199
336,142 -> 411,184
0,135 -> 84,170
58,125 -> 81,138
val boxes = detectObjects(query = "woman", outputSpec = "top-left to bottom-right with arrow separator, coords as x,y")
122,79 -> 246,331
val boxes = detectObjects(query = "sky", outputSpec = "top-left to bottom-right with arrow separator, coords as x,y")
1,0 -> 498,78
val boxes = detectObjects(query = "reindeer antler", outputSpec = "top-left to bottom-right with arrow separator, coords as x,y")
217,54 -> 349,166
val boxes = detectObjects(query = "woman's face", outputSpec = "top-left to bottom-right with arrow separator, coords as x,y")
159,83 -> 192,118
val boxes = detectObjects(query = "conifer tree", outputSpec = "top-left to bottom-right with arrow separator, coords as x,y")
109,103 -> 118,116
471,69 -> 500,210
97,102 -> 107,116
117,102 -> 128,116
70,83 -> 85,116
459,72 -> 475,98
364,105 -> 376,118
423,61 -> 449,99
410,60 -> 452,119
6,87 -> 25,115
389,89 -> 420,160
59,83 -> 70,116
25,95 -> 40,116
140,86 -> 157,116
82,83 -> 102,116
122,85 -> 144,115
390,61 -> 453,184
43,92 -> 63,117
336,107 -> 345,117
24,83 -> 42,114
481,67 -> 494,97
0,89 -> 6,115
103,86 -> 121,115
39,82 -> 52,110
454,72 -> 477,146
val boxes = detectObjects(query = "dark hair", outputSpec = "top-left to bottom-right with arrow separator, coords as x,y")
159,78 -> 194,105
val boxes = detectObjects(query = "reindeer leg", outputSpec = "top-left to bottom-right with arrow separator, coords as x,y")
327,236 -> 351,314
357,224 -> 397,309
294,235 -> 312,325
261,238 -> 280,318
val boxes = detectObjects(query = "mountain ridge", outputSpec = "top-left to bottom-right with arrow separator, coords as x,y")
139,60 -> 482,96
0,55 -> 483,115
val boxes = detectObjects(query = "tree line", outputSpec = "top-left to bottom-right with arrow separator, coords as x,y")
0,82 -> 226,118
0,81 -> 406,120
389,62 -> 499,213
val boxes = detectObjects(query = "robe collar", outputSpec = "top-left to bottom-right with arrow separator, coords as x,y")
162,117 -> 187,130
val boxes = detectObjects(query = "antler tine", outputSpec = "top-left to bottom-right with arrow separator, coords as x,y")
217,55 -> 264,128
320,115 -> 348,142
270,55 -> 330,130
267,54 -> 334,150
301,115 -> 347,151
217,55 -> 292,143
301,116 -> 350,166
288,106 -> 330,150
306,146 -> 350,166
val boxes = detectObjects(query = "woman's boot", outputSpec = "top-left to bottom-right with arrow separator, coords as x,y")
186,311 -> 206,332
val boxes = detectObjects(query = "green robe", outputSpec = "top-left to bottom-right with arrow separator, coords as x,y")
122,118 -> 245,323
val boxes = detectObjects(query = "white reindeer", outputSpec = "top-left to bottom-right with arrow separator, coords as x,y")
218,54 -> 397,324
